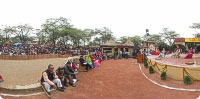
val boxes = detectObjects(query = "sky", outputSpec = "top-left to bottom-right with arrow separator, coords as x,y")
0,0 -> 200,38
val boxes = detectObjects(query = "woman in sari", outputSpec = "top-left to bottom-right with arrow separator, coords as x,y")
184,48 -> 193,59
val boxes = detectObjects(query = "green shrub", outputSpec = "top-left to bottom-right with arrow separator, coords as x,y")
183,76 -> 192,84
160,71 -> 166,80
143,59 -> 146,64
144,59 -> 148,68
149,66 -> 154,74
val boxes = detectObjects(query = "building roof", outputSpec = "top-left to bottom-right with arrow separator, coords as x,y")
101,38 -> 134,47
124,39 -> 134,46
101,38 -> 117,46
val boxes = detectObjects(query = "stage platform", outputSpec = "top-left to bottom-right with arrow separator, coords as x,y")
147,54 -> 200,80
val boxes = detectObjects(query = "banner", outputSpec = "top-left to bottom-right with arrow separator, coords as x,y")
185,38 -> 200,42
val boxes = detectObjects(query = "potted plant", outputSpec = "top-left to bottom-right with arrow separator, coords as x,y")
183,76 -> 192,84
149,66 -> 154,74
160,71 -> 166,80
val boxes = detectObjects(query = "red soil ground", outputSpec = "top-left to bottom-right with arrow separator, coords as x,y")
2,59 -> 200,99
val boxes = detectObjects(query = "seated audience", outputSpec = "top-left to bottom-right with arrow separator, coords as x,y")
63,62 -> 77,87
91,54 -> 96,63
79,56 -> 89,72
56,67 -> 68,88
85,55 -> 93,69
41,64 -> 64,95
67,59 -> 78,73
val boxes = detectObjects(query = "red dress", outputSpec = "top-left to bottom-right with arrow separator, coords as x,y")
184,49 -> 193,59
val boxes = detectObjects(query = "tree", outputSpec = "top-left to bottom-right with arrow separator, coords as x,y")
130,35 -> 142,44
119,36 -> 128,44
10,36 -> 20,43
100,27 -> 113,44
159,28 -> 179,46
88,27 -> 114,45
41,17 -> 73,46
83,29 -> 94,45
1,26 -> 15,42
93,37 -> 101,45
148,34 -> 161,42
13,24 -> 33,43
68,28 -> 84,46
156,41 -> 170,51
0,29 -> 3,43
190,23 -> 200,37
35,29 -> 46,45
80,30 -> 88,46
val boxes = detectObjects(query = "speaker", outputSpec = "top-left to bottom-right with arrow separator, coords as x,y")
146,29 -> 149,33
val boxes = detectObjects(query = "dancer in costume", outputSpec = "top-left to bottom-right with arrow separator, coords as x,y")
184,48 -> 193,59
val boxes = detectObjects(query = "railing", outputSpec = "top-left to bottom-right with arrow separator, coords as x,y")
147,58 -> 200,81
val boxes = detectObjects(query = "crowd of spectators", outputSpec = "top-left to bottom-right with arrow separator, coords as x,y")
0,43 -> 88,56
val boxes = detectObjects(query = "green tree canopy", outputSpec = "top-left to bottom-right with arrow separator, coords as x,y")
190,23 -> 200,37
41,17 -> 73,46
119,36 -> 128,44
148,34 -> 161,42
1,26 -> 15,42
130,35 -> 142,44
159,28 -> 179,46
13,24 -> 33,43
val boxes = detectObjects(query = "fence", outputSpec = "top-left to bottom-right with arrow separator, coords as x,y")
0,54 -> 72,60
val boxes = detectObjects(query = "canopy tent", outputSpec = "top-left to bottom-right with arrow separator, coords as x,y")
13,43 -> 22,47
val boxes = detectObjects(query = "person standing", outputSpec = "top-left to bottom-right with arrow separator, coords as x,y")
119,50 -> 122,59
114,51 -> 118,60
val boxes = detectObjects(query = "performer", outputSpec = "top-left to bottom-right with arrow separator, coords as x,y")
184,48 -> 193,59
155,48 -> 160,55
175,48 -> 181,58
158,48 -> 165,58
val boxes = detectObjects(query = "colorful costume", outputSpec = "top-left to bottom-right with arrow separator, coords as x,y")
184,48 -> 193,59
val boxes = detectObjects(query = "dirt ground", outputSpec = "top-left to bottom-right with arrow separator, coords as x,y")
0,58 -> 68,87
2,59 -> 200,99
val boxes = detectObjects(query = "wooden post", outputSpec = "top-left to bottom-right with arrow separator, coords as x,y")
183,68 -> 185,80
137,54 -> 144,63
